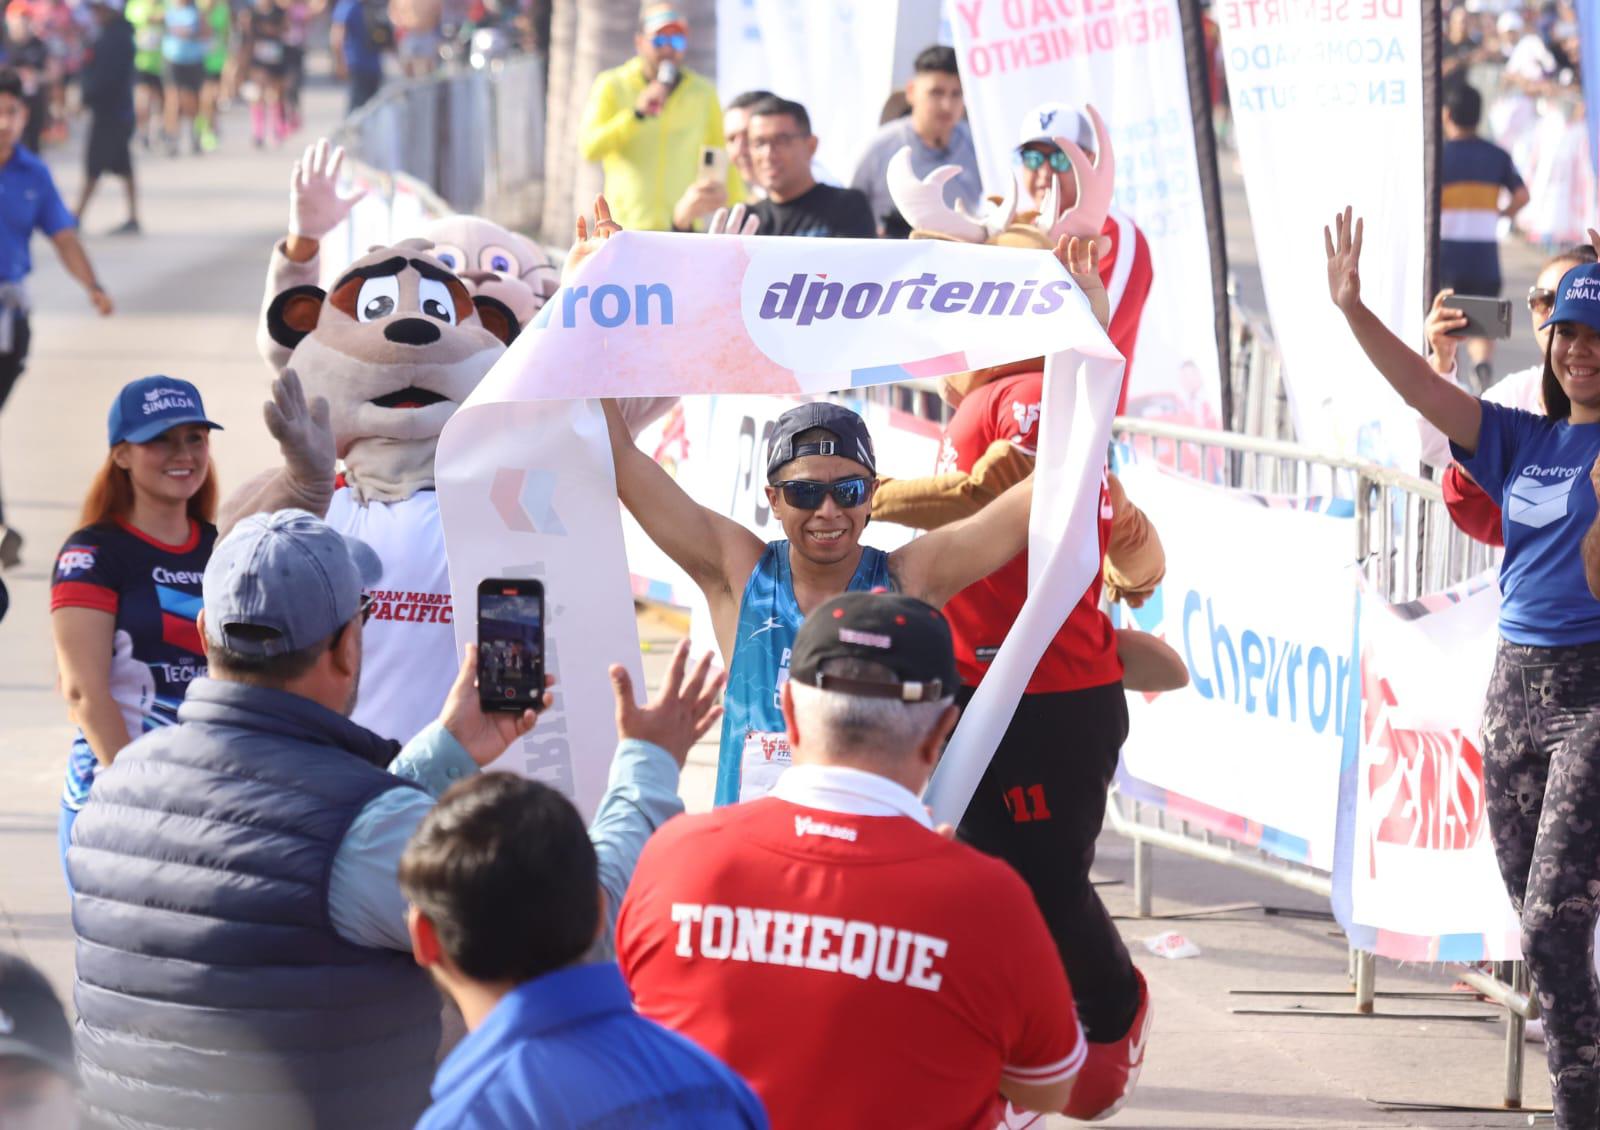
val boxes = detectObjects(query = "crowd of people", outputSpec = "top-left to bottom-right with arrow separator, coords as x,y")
2,1 -> 1600,1128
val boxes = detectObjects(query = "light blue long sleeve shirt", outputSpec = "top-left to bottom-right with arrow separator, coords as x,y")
328,727 -> 684,952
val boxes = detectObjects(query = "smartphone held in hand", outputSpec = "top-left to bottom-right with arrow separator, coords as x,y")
699,145 -> 727,185
477,579 -> 545,713
1444,295 -> 1513,340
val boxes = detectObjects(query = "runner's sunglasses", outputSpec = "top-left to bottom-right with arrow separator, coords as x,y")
1529,286 -> 1556,316
771,476 -> 871,510
652,33 -> 686,51
1016,146 -> 1072,173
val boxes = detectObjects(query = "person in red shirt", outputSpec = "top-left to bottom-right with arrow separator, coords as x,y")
618,592 -> 1086,1129
871,363 -> 1165,1124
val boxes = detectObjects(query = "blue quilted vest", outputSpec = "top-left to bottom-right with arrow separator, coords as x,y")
68,678 -> 442,1130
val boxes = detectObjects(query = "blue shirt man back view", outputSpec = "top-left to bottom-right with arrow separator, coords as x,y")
402,771 -> 766,1130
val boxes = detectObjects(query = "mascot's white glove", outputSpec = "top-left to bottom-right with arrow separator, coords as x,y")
706,203 -> 760,237
289,138 -> 369,241
266,368 -> 336,491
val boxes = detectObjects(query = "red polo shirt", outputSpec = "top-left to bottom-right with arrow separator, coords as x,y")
617,764 -> 1085,1129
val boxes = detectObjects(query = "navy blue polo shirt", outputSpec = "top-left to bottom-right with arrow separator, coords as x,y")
417,962 -> 768,1130
0,145 -> 74,283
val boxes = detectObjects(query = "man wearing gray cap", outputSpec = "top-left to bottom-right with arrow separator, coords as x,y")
65,509 -> 702,1130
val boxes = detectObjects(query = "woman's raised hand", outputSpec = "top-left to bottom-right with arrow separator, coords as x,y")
1324,205 -> 1365,316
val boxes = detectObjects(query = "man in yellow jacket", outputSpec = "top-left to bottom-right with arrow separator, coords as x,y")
578,4 -> 740,232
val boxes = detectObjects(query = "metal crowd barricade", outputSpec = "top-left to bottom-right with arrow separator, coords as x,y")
331,56 -> 547,232
1108,416 -> 1529,1110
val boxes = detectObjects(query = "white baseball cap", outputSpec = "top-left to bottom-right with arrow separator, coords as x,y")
1017,102 -> 1095,152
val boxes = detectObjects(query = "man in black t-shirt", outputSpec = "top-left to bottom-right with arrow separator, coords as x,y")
745,95 -> 875,239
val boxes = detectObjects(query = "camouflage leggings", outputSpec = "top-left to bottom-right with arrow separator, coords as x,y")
1482,639 -> 1600,1129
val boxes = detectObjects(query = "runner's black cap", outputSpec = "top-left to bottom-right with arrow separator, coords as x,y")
791,592 -> 957,702
766,402 -> 876,481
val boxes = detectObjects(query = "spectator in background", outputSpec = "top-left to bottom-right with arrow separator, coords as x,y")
389,0 -> 439,77
851,45 -> 979,237
0,65 -> 113,570
159,0 -> 207,155
619,592 -> 1086,1128
1440,80 -> 1528,391
65,508 -> 696,1130
402,659 -> 764,1129
76,0 -> 141,234
331,0 -> 384,113
722,88 -> 771,202
0,953 -> 78,1130
50,377 -> 220,887
577,3 -> 733,232
745,96 -> 874,238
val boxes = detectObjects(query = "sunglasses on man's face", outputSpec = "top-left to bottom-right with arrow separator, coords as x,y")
652,32 -> 686,51
1529,286 -> 1556,314
358,592 -> 377,625
1017,146 -> 1072,173
771,476 -> 871,511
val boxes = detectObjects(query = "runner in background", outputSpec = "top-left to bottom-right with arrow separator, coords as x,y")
5,4 -> 53,154
123,0 -> 164,149
240,0 -> 286,147
277,0 -> 307,134
159,0 -> 207,155
194,0 -> 228,151
49,377 -> 221,887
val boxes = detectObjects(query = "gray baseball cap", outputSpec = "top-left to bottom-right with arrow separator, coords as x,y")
766,401 -> 877,481
203,509 -> 383,657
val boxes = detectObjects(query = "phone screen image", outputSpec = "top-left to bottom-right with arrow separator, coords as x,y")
477,582 -> 545,711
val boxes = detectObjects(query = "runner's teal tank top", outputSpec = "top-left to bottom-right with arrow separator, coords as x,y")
715,540 -> 894,806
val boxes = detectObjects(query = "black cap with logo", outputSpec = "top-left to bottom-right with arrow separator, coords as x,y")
0,953 -> 76,1084
765,402 -> 877,482
791,592 -> 958,702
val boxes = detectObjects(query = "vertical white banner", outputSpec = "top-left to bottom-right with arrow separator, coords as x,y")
714,0 -> 901,185
1217,0 -> 1425,464
947,0 -> 1224,430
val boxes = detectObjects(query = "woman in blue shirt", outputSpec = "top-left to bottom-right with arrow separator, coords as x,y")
1329,208 -> 1600,1129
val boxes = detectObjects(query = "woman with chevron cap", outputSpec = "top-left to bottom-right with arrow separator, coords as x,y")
1330,209 -> 1600,1130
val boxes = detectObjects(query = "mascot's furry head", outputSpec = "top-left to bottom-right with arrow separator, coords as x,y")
420,215 -> 559,327
888,104 -> 1115,400
265,238 -> 519,501
887,103 -> 1114,251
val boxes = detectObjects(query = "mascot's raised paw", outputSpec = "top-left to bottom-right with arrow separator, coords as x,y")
265,367 -> 336,489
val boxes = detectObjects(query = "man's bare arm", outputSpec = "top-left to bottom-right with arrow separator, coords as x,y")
602,399 -> 764,599
891,474 -> 1034,608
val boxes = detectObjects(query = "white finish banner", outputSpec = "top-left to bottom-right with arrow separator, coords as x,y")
948,0 -> 1224,429
1339,579 -> 1519,961
714,0 -> 900,186
1117,460 -> 1359,867
435,232 -> 1123,819
1216,0 -> 1426,463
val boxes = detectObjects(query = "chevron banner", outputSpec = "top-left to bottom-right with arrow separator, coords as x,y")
435,231 -> 1124,819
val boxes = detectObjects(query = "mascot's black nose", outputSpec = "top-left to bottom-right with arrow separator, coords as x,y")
384,318 -> 442,346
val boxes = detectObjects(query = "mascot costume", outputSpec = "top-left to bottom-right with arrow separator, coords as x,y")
224,241 -> 518,744
871,106 -> 1168,1126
